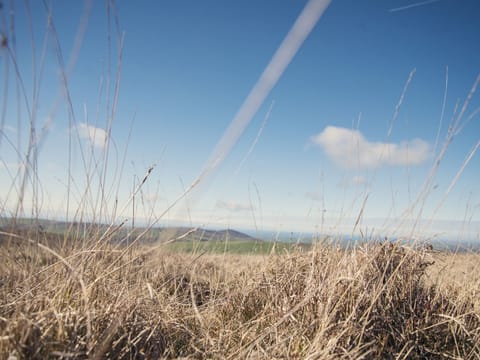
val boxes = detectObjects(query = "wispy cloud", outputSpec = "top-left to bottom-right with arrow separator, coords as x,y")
389,0 -> 441,13
216,200 -> 254,212
77,123 -> 108,149
311,126 -> 431,169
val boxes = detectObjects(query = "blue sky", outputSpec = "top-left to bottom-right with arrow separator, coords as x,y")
1,0 -> 479,240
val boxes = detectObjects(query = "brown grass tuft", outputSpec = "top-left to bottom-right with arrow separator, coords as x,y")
1,236 -> 479,359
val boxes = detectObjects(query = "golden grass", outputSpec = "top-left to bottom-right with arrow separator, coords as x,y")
1,234 -> 479,359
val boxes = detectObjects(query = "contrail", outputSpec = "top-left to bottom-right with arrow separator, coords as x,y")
158,0 -> 331,228
234,100 -> 275,176
198,0 -> 331,184
389,0 -> 441,13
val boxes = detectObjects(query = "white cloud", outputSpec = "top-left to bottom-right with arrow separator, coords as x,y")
77,123 -> 108,149
216,200 -> 254,212
311,126 -> 431,169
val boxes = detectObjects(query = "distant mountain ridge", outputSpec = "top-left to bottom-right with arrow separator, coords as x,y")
155,227 -> 255,242
0,218 -> 258,244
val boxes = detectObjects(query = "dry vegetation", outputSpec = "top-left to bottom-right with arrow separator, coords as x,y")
1,231 -> 479,359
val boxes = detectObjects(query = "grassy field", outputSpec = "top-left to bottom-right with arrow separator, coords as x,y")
1,231 -> 479,359
166,239 -> 310,254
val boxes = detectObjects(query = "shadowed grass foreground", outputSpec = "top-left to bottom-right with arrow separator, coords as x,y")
1,235 -> 479,359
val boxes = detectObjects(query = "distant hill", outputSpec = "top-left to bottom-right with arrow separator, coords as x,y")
142,227 -> 257,243
0,218 -> 258,245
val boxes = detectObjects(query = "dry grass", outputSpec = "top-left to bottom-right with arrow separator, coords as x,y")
1,234 -> 479,359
